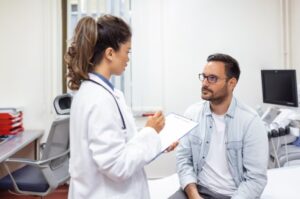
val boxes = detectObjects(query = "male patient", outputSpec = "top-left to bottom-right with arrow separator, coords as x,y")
173,53 -> 268,199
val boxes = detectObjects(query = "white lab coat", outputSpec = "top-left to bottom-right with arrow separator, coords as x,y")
68,73 -> 162,199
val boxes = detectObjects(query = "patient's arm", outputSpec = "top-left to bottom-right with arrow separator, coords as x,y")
184,183 -> 203,199
232,116 -> 268,198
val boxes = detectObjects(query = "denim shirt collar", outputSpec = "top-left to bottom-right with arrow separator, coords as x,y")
91,72 -> 114,91
203,96 -> 237,118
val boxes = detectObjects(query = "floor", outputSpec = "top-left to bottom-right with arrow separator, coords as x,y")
0,185 -> 68,199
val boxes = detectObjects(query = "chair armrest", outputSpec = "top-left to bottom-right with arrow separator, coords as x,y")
5,149 -> 70,167
38,149 -> 70,165
5,158 -> 41,167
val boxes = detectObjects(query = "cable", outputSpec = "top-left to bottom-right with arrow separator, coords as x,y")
271,137 -> 281,168
284,134 -> 289,167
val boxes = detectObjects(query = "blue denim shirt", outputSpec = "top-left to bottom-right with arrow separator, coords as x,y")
176,97 -> 268,199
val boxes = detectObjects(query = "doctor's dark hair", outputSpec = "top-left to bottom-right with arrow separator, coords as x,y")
65,15 -> 131,90
207,53 -> 240,81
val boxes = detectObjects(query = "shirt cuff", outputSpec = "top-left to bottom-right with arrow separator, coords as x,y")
180,175 -> 197,190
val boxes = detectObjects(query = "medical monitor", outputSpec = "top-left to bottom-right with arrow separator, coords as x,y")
261,69 -> 298,107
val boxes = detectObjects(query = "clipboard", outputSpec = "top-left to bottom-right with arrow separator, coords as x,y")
155,113 -> 198,157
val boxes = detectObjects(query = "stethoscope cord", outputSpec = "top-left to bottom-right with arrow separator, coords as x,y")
84,79 -> 127,130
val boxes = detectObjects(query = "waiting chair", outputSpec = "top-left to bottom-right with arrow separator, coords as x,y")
0,93 -> 72,196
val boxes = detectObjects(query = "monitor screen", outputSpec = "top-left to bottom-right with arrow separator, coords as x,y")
261,70 -> 298,107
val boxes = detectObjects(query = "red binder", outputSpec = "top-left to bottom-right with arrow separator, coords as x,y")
0,126 -> 24,135
0,111 -> 22,120
0,122 -> 22,131
0,116 -> 22,125
0,108 -> 24,135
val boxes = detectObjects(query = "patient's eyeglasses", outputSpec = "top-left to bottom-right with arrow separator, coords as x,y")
198,73 -> 228,84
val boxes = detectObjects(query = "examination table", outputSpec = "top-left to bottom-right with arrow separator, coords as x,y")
148,166 -> 300,199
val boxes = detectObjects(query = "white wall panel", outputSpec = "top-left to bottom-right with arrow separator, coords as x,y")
132,0 -> 283,115
291,0 -> 300,82
0,0 -> 61,138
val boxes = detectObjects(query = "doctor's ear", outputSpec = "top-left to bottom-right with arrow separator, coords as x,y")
104,47 -> 114,61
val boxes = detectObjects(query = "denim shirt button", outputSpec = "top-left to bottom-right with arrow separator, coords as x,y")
202,156 -> 205,159
206,141 -> 209,144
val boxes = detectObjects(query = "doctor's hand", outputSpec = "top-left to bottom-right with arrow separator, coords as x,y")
165,141 -> 179,152
145,111 -> 165,133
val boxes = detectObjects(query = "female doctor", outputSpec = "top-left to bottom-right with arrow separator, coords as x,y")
65,15 -> 173,199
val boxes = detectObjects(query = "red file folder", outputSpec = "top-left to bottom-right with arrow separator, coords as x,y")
0,108 -> 23,120
0,116 -> 22,125
0,122 -> 22,131
0,108 -> 24,135
0,126 -> 24,135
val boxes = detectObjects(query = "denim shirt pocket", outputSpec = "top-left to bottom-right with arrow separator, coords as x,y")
226,141 -> 243,182
189,135 -> 202,174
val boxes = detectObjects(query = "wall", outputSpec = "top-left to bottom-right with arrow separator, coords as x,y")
132,0 -> 285,117
0,0 -> 62,139
131,0 -> 165,113
164,0 -> 284,112
291,0 -> 300,81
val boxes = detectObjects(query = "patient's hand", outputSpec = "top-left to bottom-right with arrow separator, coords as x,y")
185,183 -> 203,199
165,141 -> 179,152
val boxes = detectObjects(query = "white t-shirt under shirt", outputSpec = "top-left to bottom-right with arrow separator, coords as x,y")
199,113 -> 236,196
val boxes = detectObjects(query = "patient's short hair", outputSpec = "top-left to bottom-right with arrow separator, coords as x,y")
207,53 -> 240,81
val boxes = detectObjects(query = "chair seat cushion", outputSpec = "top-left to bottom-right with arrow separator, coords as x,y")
0,165 -> 49,192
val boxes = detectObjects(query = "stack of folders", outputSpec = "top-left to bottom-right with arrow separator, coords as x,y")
0,108 -> 24,136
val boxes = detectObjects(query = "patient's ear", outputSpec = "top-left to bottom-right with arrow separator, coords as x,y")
228,77 -> 237,91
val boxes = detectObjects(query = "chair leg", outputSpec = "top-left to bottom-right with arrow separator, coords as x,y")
8,189 -> 45,198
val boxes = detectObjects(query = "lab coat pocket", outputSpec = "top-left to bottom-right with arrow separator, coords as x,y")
190,136 -> 202,171
226,141 -> 243,180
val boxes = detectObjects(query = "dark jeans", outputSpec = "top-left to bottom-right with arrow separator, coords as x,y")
168,185 -> 231,199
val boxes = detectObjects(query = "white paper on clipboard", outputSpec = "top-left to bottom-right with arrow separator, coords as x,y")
158,113 -> 198,153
